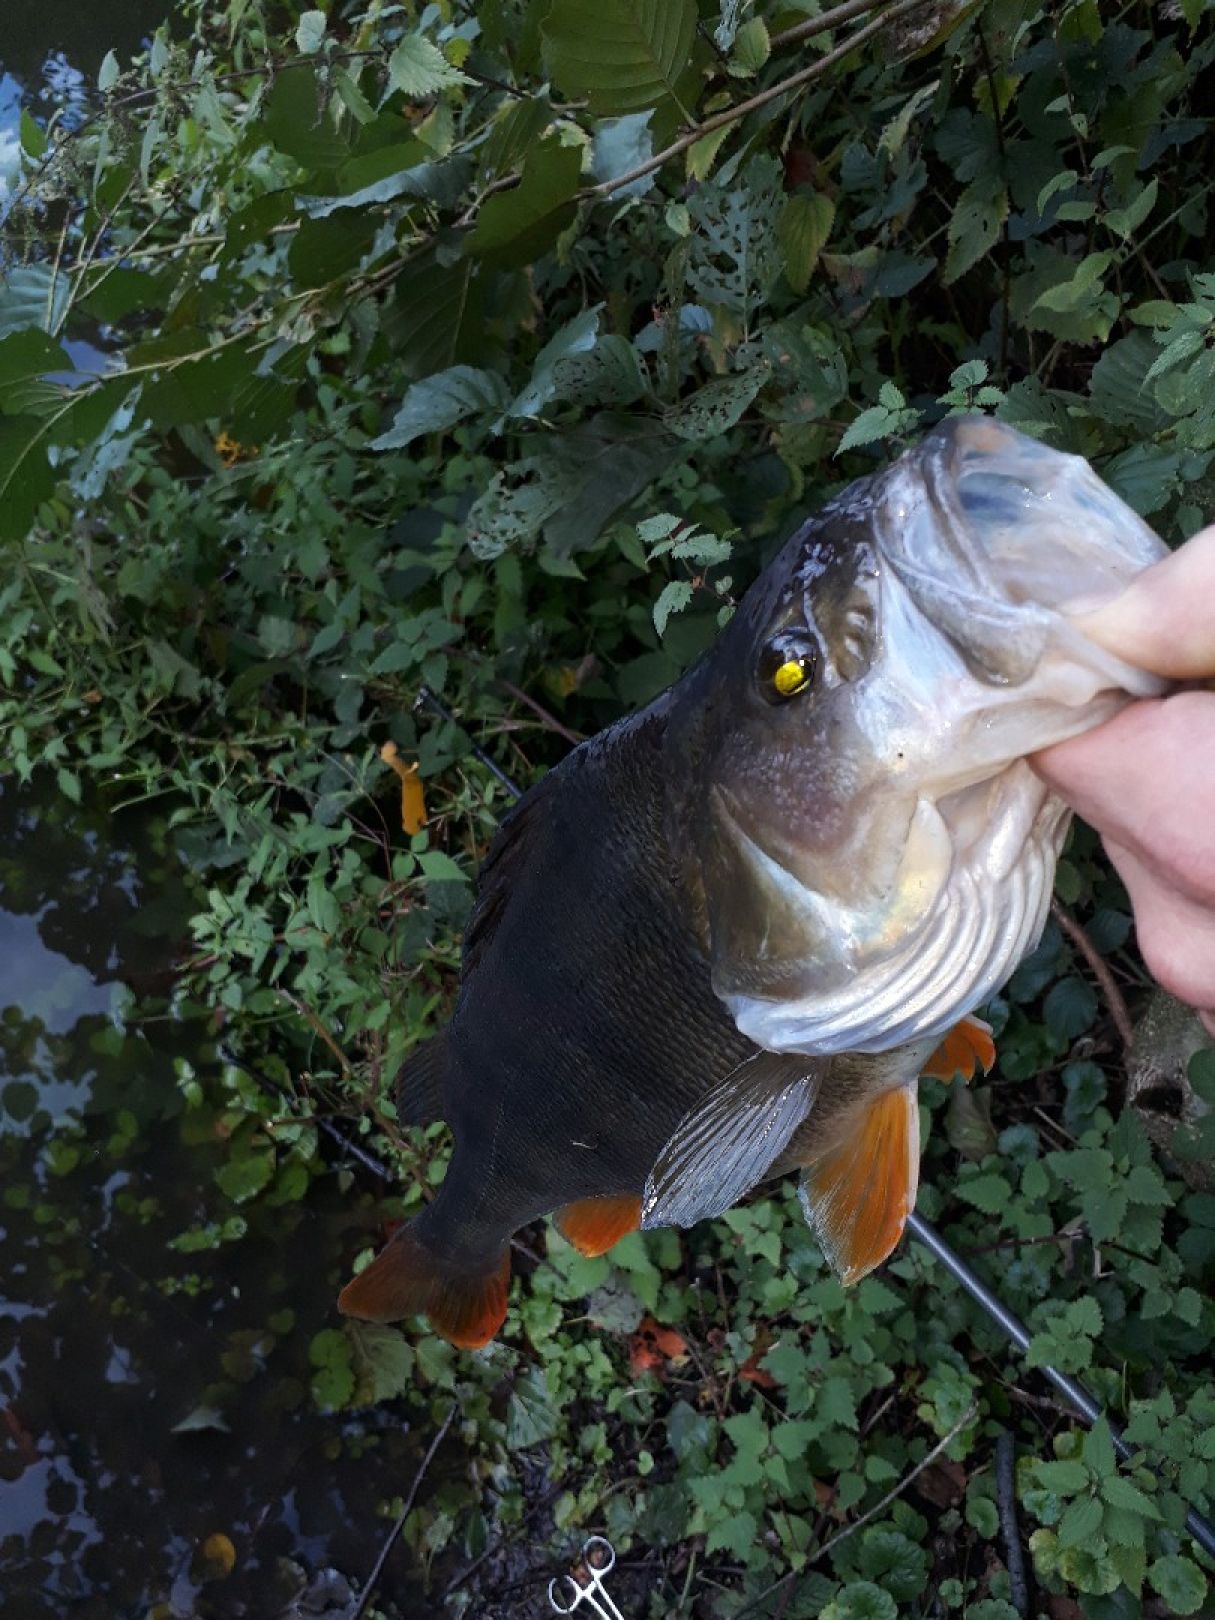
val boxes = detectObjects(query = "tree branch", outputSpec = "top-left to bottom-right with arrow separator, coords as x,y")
583,0 -> 939,202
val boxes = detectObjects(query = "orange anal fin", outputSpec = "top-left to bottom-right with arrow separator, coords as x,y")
800,1084 -> 919,1287
338,1224 -> 509,1350
922,1014 -> 996,1083
554,1194 -> 642,1258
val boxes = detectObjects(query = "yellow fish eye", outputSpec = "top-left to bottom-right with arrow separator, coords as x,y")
759,634 -> 819,703
773,658 -> 811,697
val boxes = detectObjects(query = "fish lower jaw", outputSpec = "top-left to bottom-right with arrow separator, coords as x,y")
726,801 -> 1065,1057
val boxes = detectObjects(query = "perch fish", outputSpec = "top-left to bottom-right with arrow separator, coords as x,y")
340,417 -> 1169,1347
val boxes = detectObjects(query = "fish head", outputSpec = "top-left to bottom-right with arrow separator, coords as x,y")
675,416 -> 1169,1056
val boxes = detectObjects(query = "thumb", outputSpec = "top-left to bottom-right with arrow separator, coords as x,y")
1066,522 -> 1215,680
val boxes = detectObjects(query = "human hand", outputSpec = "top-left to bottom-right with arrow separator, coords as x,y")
1032,525 -> 1215,1035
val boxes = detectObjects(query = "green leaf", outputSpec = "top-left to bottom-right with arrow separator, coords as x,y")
0,331 -> 70,416
1035,1459 -> 1090,1494
507,1367 -> 560,1447
387,255 -> 484,381
0,415 -> 56,541
466,136 -> 583,269
348,1321 -> 415,1402
543,0 -> 697,116
0,265 -> 70,339
1100,1476 -> 1160,1518
1082,1418 -> 1117,1479
98,50 -> 120,92
215,1144 -> 275,1203
653,579 -> 693,637
665,368 -> 766,441
1034,252 -> 1114,314
1104,177 -> 1158,240
295,10 -> 327,52
309,1327 -> 355,1411
687,155 -> 783,317
591,111 -> 655,197
508,307 -> 603,419
1148,1555 -> 1208,1614
386,34 -> 473,99
372,366 -> 509,450
779,193 -> 835,294
943,179 -> 1008,284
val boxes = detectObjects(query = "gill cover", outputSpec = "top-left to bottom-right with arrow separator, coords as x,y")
674,417 -> 1169,1058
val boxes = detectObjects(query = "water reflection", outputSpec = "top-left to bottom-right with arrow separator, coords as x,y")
0,781 -> 440,1618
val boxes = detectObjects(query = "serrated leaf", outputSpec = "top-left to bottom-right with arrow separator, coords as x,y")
543,0 -> 697,116
653,579 -> 693,637
372,366 -> 509,450
348,1321 -> 415,1402
779,193 -> 835,294
387,34 -> 473,99
507,1367 -> 559,1447
687,155 -> 783,316
1100,1476 -> 1160,1518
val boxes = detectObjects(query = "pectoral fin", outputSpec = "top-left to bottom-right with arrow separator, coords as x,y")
799,1083 -> 919,1285
641,1054 -> 821,1231
922,1014 -> 995,1083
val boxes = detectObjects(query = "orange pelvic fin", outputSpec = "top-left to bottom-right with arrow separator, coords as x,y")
800,1083 -> 919,1286
922,1014 -> 996,1083
338,1224 -> 510,1349
554,1194 -> 642,1257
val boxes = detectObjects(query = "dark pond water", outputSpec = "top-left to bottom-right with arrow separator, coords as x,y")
0,10 -> 453,1615
0,780 -> 447,1618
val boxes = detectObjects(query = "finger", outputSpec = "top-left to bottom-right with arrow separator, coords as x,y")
1065,522 -> 1215,680
1032,693 -> 1215,910
1105,838 -> 1215,1012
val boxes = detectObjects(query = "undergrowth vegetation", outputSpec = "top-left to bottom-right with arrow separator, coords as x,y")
2,0 -> 1214,1613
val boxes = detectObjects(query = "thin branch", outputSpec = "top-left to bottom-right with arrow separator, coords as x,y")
738,1403 -> 979,1616
996,1430 -> 1031,1620
350,1404 -> 457,1620
770,0 -> 892,50
1051,899 -> 1135,1051
583,0 -> 939,202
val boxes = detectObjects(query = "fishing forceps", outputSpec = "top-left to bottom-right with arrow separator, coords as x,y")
548,1535 -> 626,1619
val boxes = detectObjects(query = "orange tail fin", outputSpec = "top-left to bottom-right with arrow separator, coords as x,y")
922,1014 -> 996,1083
338,1224 -> 510,1349
554,1194 -> 642,1257
800,1083 -> 919,1286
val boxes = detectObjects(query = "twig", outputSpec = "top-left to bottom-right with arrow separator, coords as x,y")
583,0 -> 939,201
738,1403 -> 979,1616
349,1404 -> 457,1620
498,677 -> 585,746
280,990 -> 357,1080
995,1430 -> 1030,1620
1051,900 -> 1135,1051
769,0 -> 891,50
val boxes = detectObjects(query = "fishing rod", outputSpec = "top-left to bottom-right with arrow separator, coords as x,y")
415,682 -> 1215,1562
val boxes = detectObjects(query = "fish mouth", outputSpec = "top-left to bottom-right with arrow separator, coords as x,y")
876,416 -> 1169,697
722,761 -> 1066,1055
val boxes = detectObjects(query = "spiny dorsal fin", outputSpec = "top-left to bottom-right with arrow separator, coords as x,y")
798,1082 -> 919,1285
641,1053 -> 822,1231
395,1033 -> 448,1127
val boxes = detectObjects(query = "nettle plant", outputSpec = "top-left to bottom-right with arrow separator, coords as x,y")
2,0 -> 1214,1612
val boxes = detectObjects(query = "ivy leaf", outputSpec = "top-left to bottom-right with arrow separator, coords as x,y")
1148,1555 -> 1208,1615
372,366 -> 509,450
507,1367 -> 560,1447
543,0 -> 697,116
466,137 -> 582,269
387,34 -> 473,99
